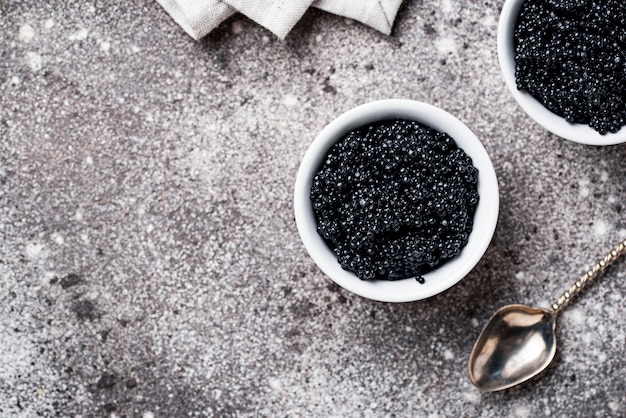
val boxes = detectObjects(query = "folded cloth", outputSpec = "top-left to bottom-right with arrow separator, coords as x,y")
225,0 -> 315,39
156,0 -> 403,40
313,0 -> 402,36
156,0 -> 236,39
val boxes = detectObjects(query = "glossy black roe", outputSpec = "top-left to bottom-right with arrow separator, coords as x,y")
310,120 -> 479,281
514,0 -> 626,134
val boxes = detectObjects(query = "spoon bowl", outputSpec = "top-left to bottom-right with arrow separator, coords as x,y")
468,305 -> 556,392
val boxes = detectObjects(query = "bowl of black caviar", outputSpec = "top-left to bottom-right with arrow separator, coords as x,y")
294,100 -> 499,303
498,0 -> 626,145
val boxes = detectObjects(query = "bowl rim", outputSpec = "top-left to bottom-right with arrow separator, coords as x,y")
294,99 -> 499,303
497,0 -> 626,145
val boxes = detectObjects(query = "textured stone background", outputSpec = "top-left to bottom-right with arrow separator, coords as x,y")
1,1 -> 625,417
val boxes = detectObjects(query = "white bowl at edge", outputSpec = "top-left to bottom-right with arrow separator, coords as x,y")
294,99 -> 500,303
498,0 -> 626,145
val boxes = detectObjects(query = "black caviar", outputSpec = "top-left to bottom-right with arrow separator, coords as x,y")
310,120 -> 479,281
514,0 -> 626,134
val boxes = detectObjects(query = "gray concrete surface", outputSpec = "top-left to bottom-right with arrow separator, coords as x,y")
1,1 -> 625,417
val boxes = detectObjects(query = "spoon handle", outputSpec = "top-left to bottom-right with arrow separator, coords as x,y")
551,238 -> 626,314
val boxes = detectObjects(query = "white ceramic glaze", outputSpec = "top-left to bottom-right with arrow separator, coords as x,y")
498,0 -> 626,145
294,99 -> 500,303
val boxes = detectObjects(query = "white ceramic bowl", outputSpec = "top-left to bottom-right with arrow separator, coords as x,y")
498,0 -> 626,145
294,99 -> 499,303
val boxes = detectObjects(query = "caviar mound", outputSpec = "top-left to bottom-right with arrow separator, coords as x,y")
310,120 -> 479,282
514,0 -> 626,135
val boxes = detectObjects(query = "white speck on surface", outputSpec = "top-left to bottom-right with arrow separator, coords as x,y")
608,401 -> 620,412
471,318 -> 479,328
99,40 -> 111,52
282,94 -> 298,107
146,224 -> 154,233
435,37 -> 457,55
268,377 -> 281,390
25,51 -> 43,72
592,219 -> 607,236
44,18 -> 55,29
19,24 -> 35,42
25,242 -> 45,259
463,390 -> 479,403
600,171 -> 608,182
443,349 -> 454,360
68,28 -> 89,41
85,155 -> 94,165
578,179 -> 590,198
75,209 -> 84,221
515,271 -> 525,281
142,412 -> 154,418
51,232 -> 64,245
232,20 -> 244,34
514,404 -> 531,418
262,35 -> 270,44
482,14 -> 496,28
213,389 -> 222,400
564,307 -> 584,325
441,0 -> 453,13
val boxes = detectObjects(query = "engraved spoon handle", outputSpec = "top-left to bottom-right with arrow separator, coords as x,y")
551,238 -> 626,314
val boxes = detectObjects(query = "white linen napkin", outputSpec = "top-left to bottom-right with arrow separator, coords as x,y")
313,0 -> 401,36
156,0 -> 403,40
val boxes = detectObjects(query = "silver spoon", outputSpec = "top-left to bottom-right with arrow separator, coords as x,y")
468,239 -> 626,392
